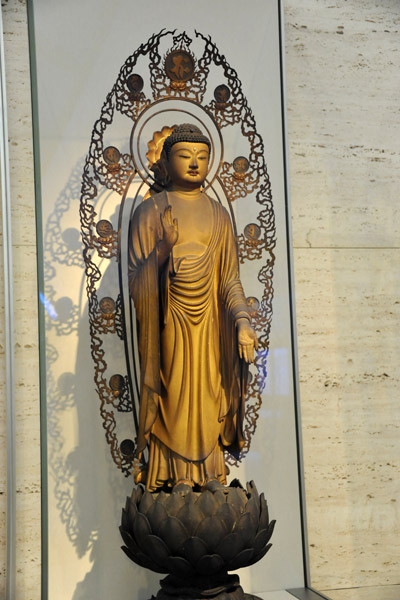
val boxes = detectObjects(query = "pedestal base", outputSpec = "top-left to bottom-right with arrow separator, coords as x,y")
154,573 -> 262,600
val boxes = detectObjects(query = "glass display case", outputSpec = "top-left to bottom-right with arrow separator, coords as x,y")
2,1 -> 398,599
28,1 -> 309,598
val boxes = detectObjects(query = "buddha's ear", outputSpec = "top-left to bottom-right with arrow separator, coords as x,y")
150,149 -> 171,188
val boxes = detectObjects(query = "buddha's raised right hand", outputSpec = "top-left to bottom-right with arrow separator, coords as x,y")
157,205 -> 179,266
161,205 -> 179,248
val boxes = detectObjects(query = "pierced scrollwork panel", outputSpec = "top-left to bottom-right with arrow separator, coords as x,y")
80,29 -> 276,476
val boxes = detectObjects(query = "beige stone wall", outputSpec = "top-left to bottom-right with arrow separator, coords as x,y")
1,1 -> 41,598
0,182 -> 7,591
285,0 -> 400,592
1,0 -> 399,598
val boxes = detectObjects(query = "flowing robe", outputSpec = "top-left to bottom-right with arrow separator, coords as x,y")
128,190 -> 250,490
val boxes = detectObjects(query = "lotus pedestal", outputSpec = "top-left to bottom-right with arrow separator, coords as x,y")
120,480 -> 275,600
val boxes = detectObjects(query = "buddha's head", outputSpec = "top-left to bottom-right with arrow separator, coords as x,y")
158,124 -> 211,190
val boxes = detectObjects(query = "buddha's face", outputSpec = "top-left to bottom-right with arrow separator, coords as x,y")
167,141 -> 209,188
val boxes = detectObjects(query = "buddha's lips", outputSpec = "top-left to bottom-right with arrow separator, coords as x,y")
188,170 -> 199,175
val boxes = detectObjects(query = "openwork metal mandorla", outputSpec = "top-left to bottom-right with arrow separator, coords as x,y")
79,29 -> 276,476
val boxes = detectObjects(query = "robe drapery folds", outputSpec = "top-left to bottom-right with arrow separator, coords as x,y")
128,190 -> 250,484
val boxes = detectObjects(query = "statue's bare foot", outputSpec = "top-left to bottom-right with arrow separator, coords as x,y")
202,478 -> 224,492
172,479 -> 194,495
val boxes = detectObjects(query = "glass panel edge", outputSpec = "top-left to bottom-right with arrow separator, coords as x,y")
278,0 -> 311,589
26,1 -> 48,599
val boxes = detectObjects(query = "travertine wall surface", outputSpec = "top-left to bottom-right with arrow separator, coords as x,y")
285,0 -> 400,592
1,1 -> 41,598
0,0 -> 399,598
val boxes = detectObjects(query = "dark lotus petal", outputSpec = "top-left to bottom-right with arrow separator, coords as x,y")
177,536 -> 208,565
233,512 -> 257,548
252,528 -> 270,556
215,532 -> 244,562
159,516 -> 189,552
146,499 -> 168,533
120,527 -> 140,553
128,498 -> 138,524
134,549 -> 167,574
196,553 -> 224,576
139,491 -> 155,515
121,544 -> 137,564
164,490 -> 186,517
246,480 -> 259,502
227,547 -> 254,571
215,503 -> 236,533
229,479 -> 244,489
125,496 -> 130,512
131,485 -> 143,504
176,499 -> 204,535
121,545 -> 167,573
121,507 -> 129,530
195,516 -> 227,552
196,490 -> 218,516
145,534 -> 170,567
258,493 -> 269,531
133,512 -> 152,550
155,490 -> 169,505
245,496 -> 260,529
166,555 -> 195,577
213,490 -> 227,505
223,498 -> 239,521
227,487 -> 246,516
265,519 -> 276,543
247,542 -> 272,567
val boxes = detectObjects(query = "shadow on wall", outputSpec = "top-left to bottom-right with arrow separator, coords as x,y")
42,157 -> 160,599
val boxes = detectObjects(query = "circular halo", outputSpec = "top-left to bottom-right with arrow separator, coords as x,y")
130,98 -> 223,192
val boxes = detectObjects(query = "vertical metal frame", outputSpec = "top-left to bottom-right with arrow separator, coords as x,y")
26,1 -> 48,598
0,7 -> 16,600
277,0 -> 311,586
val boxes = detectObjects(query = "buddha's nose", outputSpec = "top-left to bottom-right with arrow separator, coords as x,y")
189,155 -> 198,168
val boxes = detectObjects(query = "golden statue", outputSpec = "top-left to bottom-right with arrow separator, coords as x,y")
128,124 -> 258,492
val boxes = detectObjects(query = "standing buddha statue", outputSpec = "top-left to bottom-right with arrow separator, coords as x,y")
128,124 -> 258,491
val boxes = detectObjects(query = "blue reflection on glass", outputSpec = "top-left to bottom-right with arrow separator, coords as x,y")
39,292 -> 58,320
